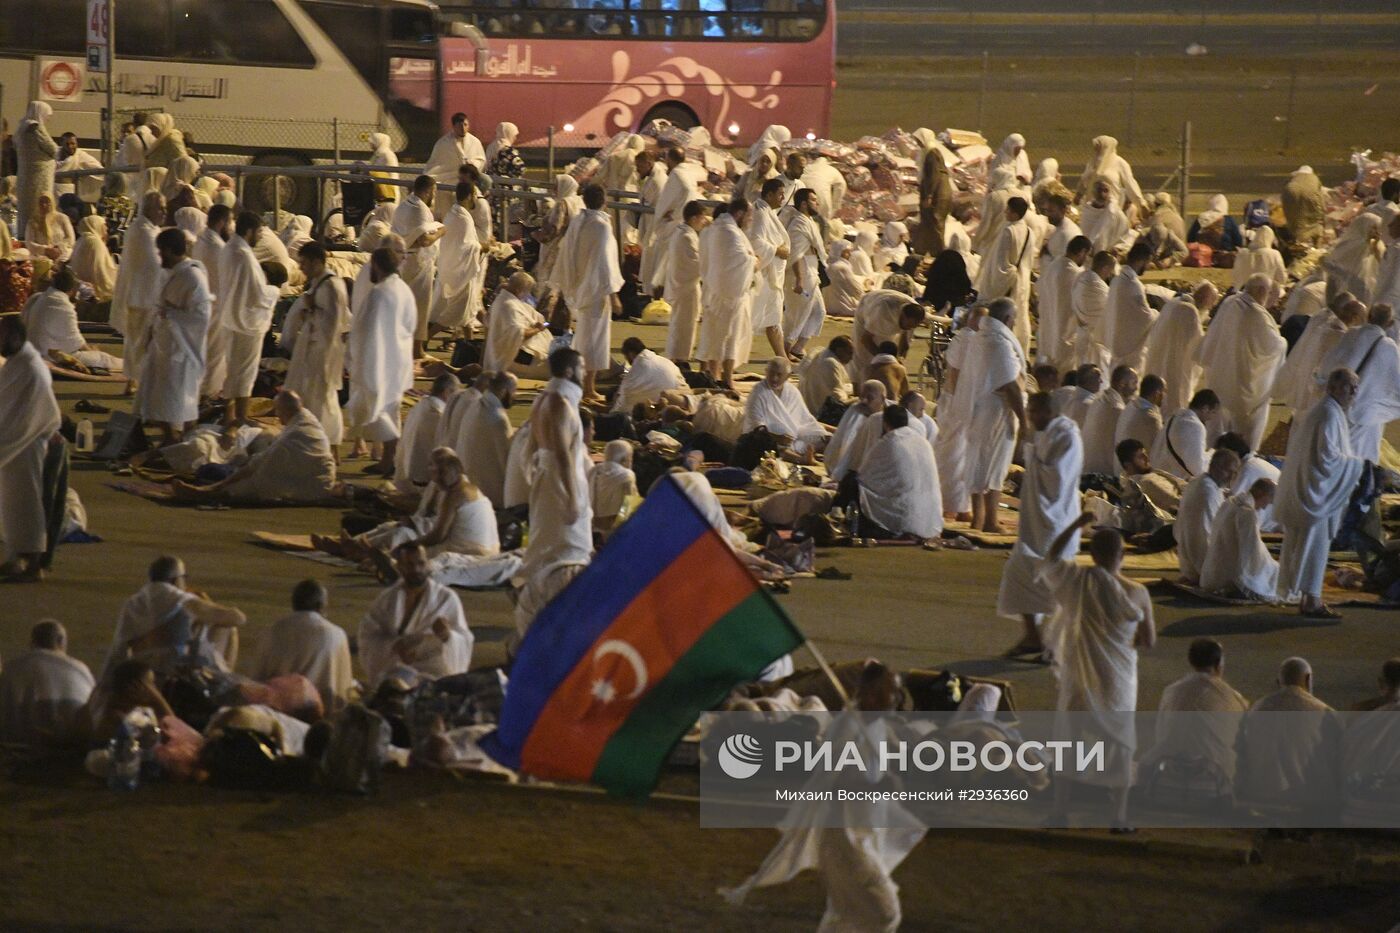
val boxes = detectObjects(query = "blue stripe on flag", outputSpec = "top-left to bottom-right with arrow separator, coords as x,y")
482,477 -> 711,768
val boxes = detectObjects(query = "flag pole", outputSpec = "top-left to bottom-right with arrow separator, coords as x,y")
802,640 -> 850,708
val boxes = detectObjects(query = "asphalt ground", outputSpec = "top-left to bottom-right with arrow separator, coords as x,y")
3,316 -> 1399,931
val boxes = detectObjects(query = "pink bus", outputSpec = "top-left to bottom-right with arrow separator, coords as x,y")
433,0 -> 835,150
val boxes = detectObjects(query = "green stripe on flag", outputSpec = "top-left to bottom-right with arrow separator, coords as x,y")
591,590 -> 804,797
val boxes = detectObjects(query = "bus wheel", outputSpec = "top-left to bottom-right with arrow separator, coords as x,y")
244,152 -> 317,220
640,103 -> 698,134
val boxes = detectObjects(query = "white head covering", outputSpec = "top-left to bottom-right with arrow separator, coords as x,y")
149,112 -> 175,137
70,214 -> 117,298
1031,157 -> 1059,190
174,206 -> 206,243
214,189 -> 237,209
993,132 -> 1031,182
142,166 -> 168,196
1326,213 -> 1384,275
1080,134 -> 1119,190
1195,193 -> 1230,230
484,121 -> 519,166
1292,165 -> 1315,176
281,214 -> 314,255
161,155 -> 200,199
989,165 -> 1017,192
881,220 -> 909,247
20,100 -> 52,130
827,238 -> 853,265
369,132 -> 393,157
911,126 -> 938,156
746,125 -> 791,164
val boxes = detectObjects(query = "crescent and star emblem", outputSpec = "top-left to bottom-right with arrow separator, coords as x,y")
590,639 -> 649,705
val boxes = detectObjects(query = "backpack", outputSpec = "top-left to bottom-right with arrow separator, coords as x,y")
318,704 -> 391,795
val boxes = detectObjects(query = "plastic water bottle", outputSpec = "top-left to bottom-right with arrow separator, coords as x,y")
75,419 -> 95,453
846,505 -> 861,539
107,721 -> 141,792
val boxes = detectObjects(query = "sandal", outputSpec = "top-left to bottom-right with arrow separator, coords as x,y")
75,399 -> 111,414
1301,605 -> 1342,620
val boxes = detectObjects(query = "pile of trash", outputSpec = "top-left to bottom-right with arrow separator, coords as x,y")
1325,149 -> 1400,232
574,124 -> 1000,229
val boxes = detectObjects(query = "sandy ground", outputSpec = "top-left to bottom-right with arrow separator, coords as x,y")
3,311 -> 1399,930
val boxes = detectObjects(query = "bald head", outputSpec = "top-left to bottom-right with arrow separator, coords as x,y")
507,271 -> 535,296
860,379 -> 887,409
987,297 -> 1016,327
1243,273 -> 1274,305
274,390 -> 303,423
604,439 -> 633,467
1279,656 -> 1312,690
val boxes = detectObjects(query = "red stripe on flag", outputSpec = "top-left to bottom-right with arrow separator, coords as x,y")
519,530 -> 757,781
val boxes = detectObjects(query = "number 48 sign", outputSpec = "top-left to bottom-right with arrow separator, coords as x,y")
86,0 -> 109,73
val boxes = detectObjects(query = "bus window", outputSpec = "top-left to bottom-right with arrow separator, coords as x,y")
3,0 -> 84,54
304,1 -> 384,88
121,0 -> 173,58
170,0 -> 314,66
390,7 -> 437,42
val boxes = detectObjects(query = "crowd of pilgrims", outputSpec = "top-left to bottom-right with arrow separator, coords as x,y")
0,104 -> 1397,814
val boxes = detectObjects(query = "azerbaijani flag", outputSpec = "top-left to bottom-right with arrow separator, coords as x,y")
481,475 -> 803,797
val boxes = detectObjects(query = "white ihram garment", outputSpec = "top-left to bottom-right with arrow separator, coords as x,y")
136,258 -> 211,425
428,202 -> 482,331
109,213 -> 162,377
219,235 -> 279,398
858,425 -> 942,540
1200,493 -> 1278,600
253,611 -> 353,712
954,316 -> 1025,494
555,208 -> 623,371
782,209 -> 826,340
1273,310 -> 1346,417
1275,396 -> 1364,601
280,273 -> 350,446
697,214 -> 755,363
998,415 -> 1083,617
748,201 -> 791,333
358,579 -> 472,688
1175,473 -> 1226,582
663,223 -> 703,360
391,194 -> 441,340
1143,296 -> 1204,416
1152,408 -> 1209,480
1102,266 -> 1156,373
0,343 -> 60,561
1196,292 -> 1286,450
193,228 -> 230,398
613,349 -> 687,412
346,275 -> 416,443
394,394 -> 447,488
1314,323 -> 1400,461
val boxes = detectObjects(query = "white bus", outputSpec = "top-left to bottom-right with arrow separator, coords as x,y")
0,0 -> 444,210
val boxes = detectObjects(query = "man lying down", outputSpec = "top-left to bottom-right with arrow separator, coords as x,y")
170,391 -> 340,506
